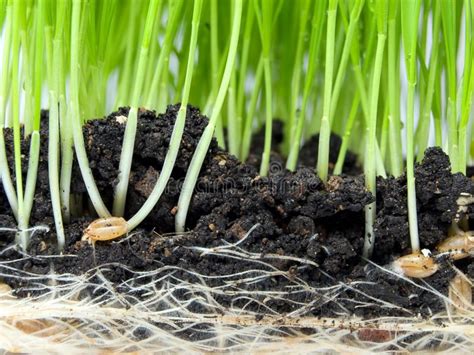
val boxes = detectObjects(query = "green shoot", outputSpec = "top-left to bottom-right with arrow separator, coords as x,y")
11,0 -> 26,248
316,0 -> 337,182
401,0 -> 422,253
0,1 -> 18,219
115,2 -> 142,108
387,0 -> 403,176
440,0 -> 459,171
113,0 -> 161,217
334,94 -> 360,175
240,55 -> 264,161
209,0 -> 219,112
126,0 -> 204,231
286,0 -> 326,171
56,1 -> 73,223
175,0 -> 243,232
236,1 -> 256,161
329,0 -> 364,125
146,0 -> 184,109
363,0 -> 388,258
255,0 -> 275,176
285,0 -> 311,165
45,1 -> 66,249
415,0 -> 441,162
71,0 -> 111,218
227,72 -> 239,156
19,0 -> 45,248
457,0 -> 474,174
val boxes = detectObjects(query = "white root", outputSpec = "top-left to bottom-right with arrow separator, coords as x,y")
0,228 -> 472,353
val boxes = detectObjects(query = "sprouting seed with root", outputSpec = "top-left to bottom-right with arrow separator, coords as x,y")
82,217 -> 128,246
391,230 -> 474,279
392,251 -> 439,278
437,231 -> 474,260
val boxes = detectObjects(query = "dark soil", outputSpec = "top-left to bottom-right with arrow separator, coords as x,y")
1,104 -> 473,323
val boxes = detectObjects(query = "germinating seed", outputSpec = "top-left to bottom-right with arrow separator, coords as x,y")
437,231 -> 474,260
82,217 -> 128,246
391,252 -> 439,279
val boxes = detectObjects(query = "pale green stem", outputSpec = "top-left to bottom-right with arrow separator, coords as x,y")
115,4 -> 140,108
210,0 -> 219,103
142,0 -> 164,98
51,0 -> 72,222
19,132 -> 40,248
351,33 -> 387,178
401,0 -> 421,253
175,0 -> 242,232
227,72 -> 239,156
259,56 -> 273,176
146,0 -> 184,108
0,2 -> 18,218
71,0 -> 111,218
457,0 -> 473,173
240,56 -> 264,161
0,130 -> 18,219
11,0 -> 26,248
33,0 -> 44,131
316,1 -> 337,182
157,62 -> 170,113
441,1 -> 458,171
286,0 -> 325,171
285,0 -> 310,154
18,0 -> 46,248
334,94 -> 360,175
407,80 -> 420,252
45,13 -> 66,247
48,92 -> 65,250
113,0 -> 161,217
236,2 -> 255,159
329,0 -> 364,124
387,16 -> 403,175
363,33 -> 386,258
380,101 -> 389,162
416,11 -> 440,162
126,0 -> 204,231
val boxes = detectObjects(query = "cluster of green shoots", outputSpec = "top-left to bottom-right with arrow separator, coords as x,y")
0,0 -> 473,259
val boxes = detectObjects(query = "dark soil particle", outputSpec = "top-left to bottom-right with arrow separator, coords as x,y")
1,104 -> 473,324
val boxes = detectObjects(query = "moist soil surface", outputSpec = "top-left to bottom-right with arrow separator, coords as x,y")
1,104 -> 474,321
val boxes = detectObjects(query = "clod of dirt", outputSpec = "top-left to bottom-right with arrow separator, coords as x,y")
374,147 -> 474,263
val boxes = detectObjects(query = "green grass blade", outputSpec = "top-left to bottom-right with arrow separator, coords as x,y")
70,0 -> 111,218
0,1 -> 18,219
316,0 -> 337,182
285,0 -> 326,171
113,0 -> 161,217
175,0 -> 243,232
127,0 -> 204,231
401,0 -> 422,253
